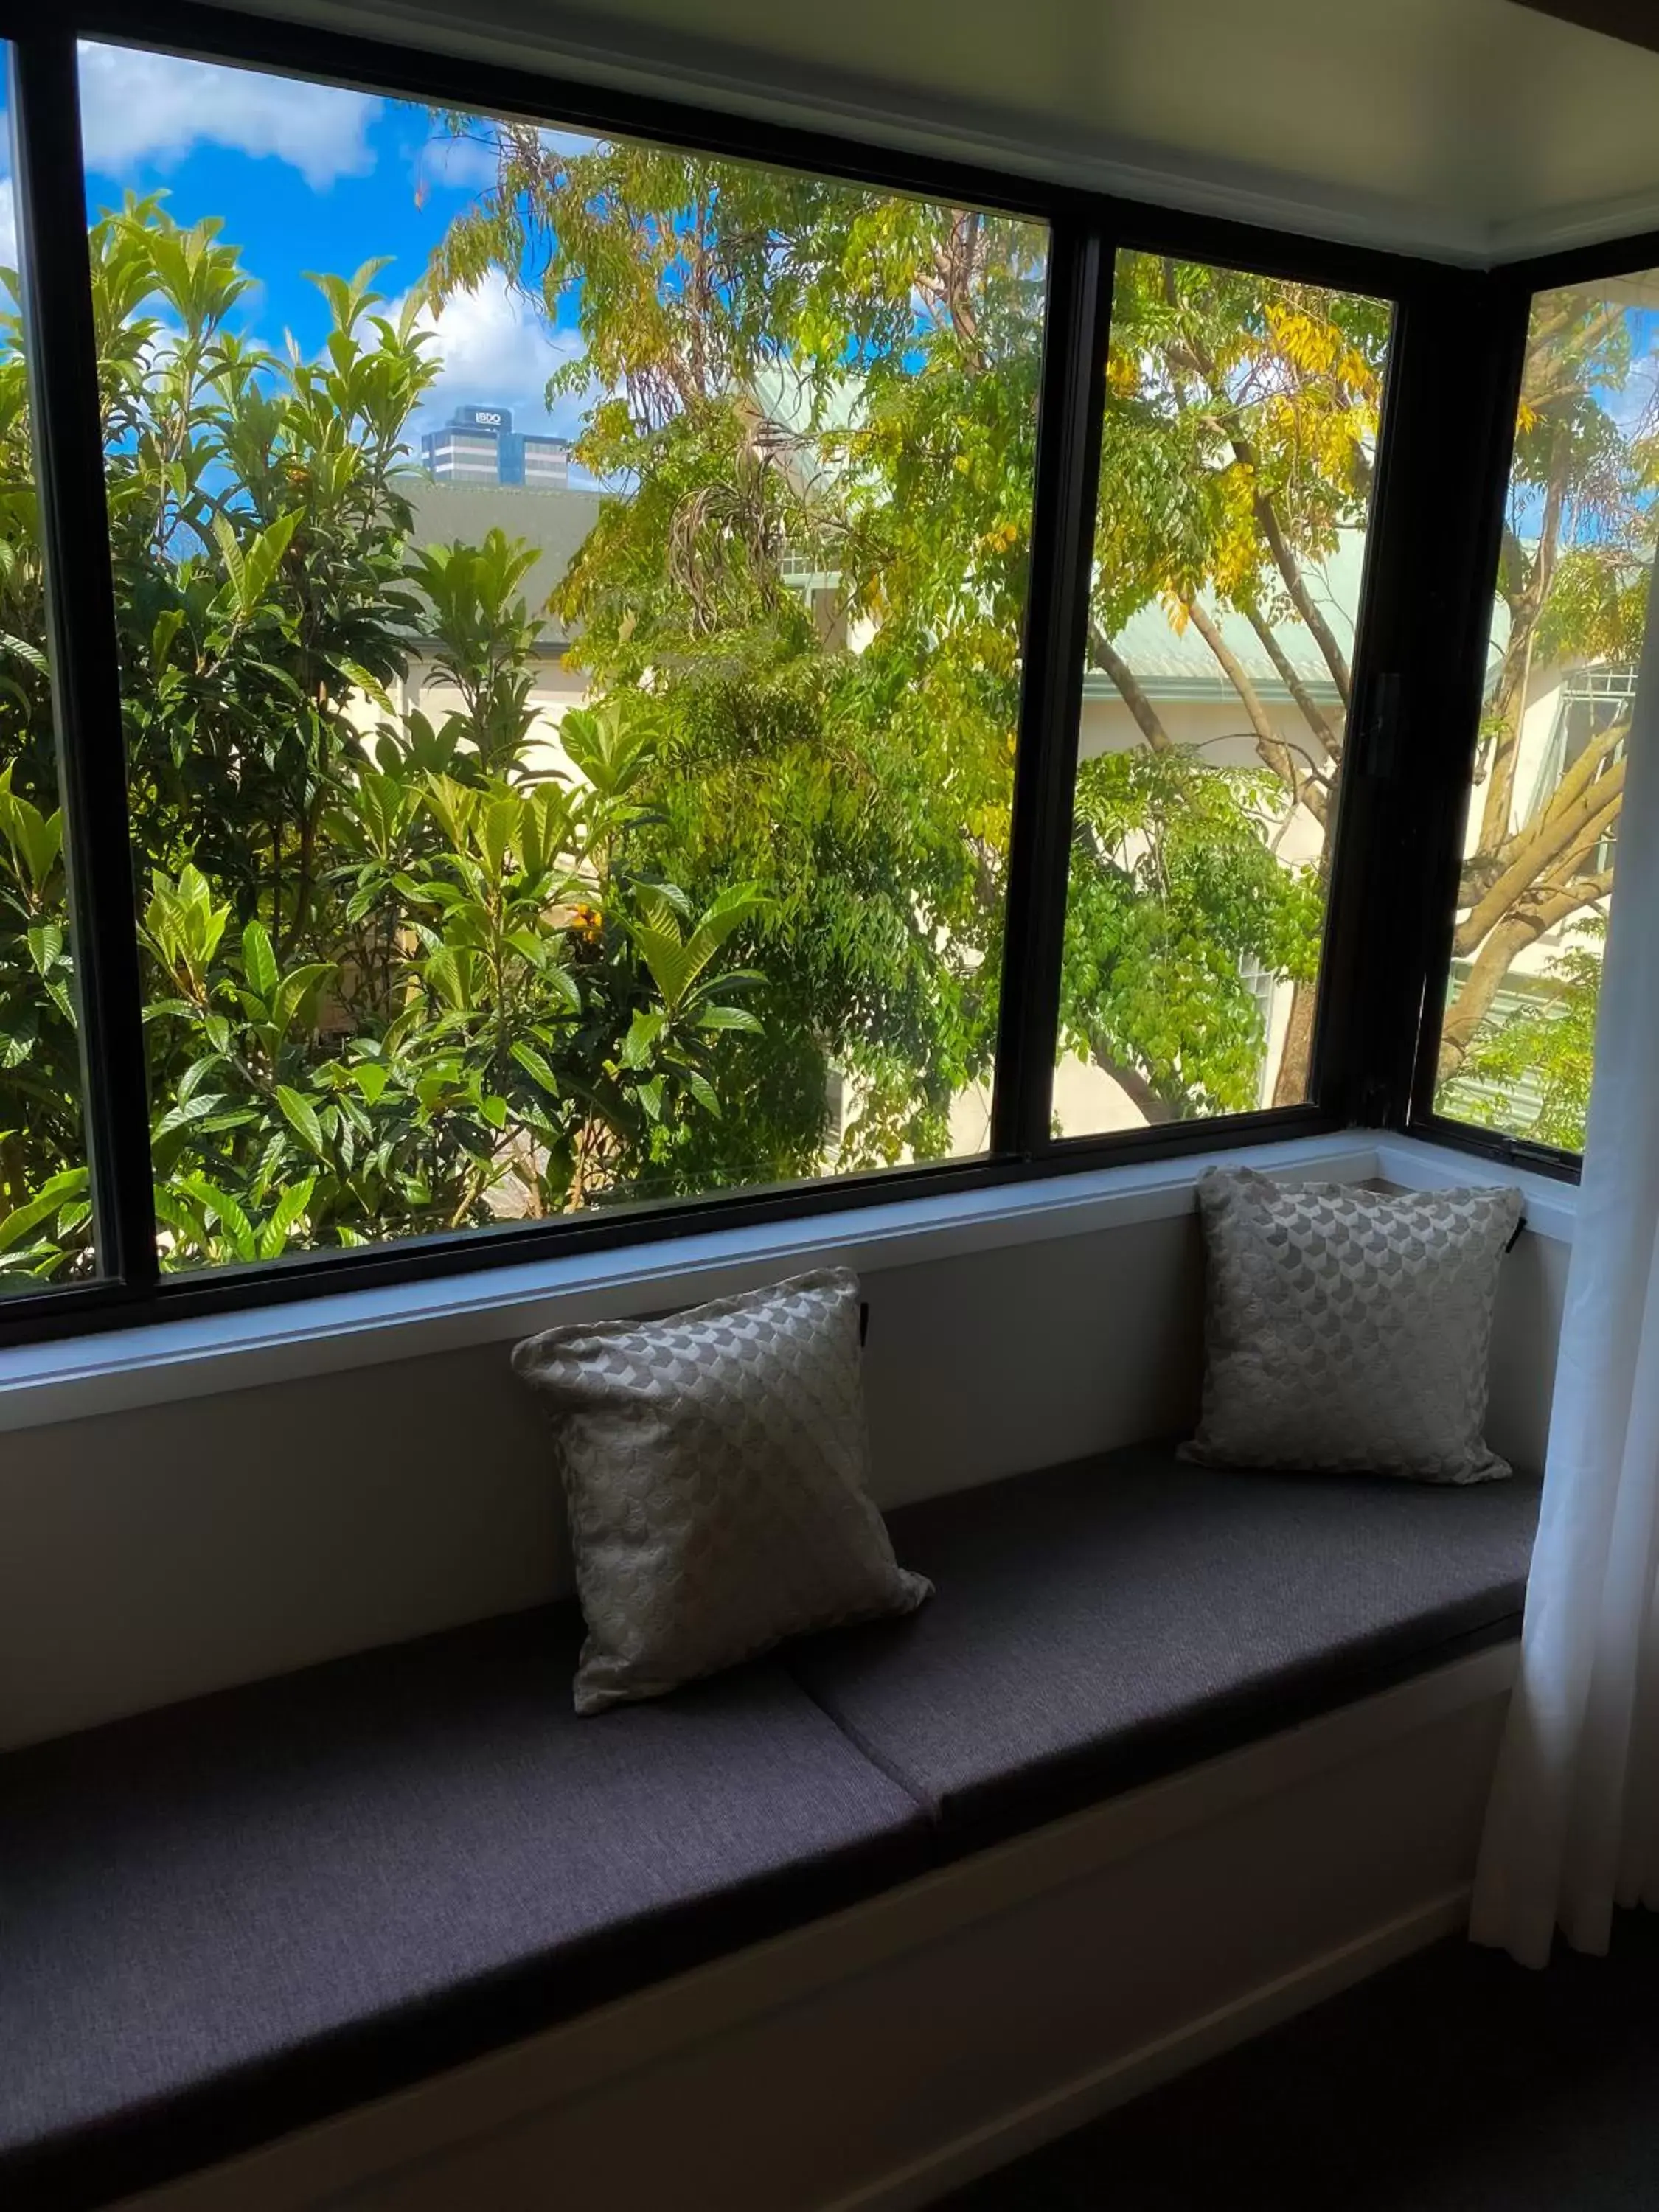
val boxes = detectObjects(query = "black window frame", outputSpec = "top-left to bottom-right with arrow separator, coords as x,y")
1404,232 -> 1659,1187
0,0 -> 1557,1343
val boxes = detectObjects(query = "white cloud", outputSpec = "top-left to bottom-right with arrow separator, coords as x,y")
406,118 -> 597,204
403,269 -> 597,451
539,126 -> 600,161
414,128 -> 499,195
0,180 -> 15,274
77,45 -> 382,190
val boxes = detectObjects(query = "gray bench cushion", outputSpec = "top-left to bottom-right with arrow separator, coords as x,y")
786,1444 -> 1541,1854
0,1441 -> 1541,2209
0,1605 -> 930,2212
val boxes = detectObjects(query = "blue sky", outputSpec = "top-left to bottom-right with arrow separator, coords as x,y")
1,42 -> 597,472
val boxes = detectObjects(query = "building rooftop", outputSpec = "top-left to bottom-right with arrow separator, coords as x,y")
1089,535 -> 1365,706
400,479 -> 605,642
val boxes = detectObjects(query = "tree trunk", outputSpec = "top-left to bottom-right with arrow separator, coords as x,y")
1089,623 -> 1173,751
1183,596 -> 1317,818
1476,467 -> 1566,858
1085,1027 -> 1176,1124
1251,493 -> 1352,706
1453,765 -> 1622,956
1437,855 -> 1615,1078
1272,975 -> 1318,1105
1173,314 -> 1355,708
1242,604 -> 1341,762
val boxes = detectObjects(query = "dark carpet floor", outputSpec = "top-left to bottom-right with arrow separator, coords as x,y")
941,1911 -> 1659,2211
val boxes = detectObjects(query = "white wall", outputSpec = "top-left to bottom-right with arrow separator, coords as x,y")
0,1214 -> 1199,1750
0,1159 -> 1565,1753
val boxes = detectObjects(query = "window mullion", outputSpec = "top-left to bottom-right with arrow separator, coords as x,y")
1312,269 -> 1532,1130
1405,280 -> 1557,1136
990,215 -> 1115,1159
12,34 -> 159,1289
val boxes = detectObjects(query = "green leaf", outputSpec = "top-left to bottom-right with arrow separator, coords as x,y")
153,1091 -> 229,1139
24,922 -> 63,978
271,961 -> 335,1038
276,1084 -> 327,1158
621,1007 -> 665,1069
241,919 -> 279,1004
422,943 -> 475,1012
178,1175 -> 254,1259
0,1167 -> 90,1252
479,792 -> 520,883
258,1177 -> 316,1260
511,1040 -> 560,1093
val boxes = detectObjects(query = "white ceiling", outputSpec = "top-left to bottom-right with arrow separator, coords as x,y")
230,0 -> 1659,264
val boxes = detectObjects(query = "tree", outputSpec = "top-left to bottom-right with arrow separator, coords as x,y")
1062,251 -> 1382,1116
0,199 -> 760,1281
1433,291 -> 1651,1101
1,143 -> 1635,1287
1451,928 -> 1601,1153
431,135 -> 1346,1147
436,133 -> 1657,1142
1069,262 -> 1646,1128
433,131 -> 1045,1171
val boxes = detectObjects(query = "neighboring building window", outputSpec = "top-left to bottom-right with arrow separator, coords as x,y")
1430,275 -> 1658,1155
41,44 -> 1048,1281
1054,249 -> 1392,1134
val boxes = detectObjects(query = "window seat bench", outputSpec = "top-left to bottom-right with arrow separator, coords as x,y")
1,1443 -> 1541,2212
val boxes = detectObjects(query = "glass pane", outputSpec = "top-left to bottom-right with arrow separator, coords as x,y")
80,43 -> 1048,1270
1055,249 -> 1393,1134
1431,276 -> 1657,1152
0,48 -> 98,1290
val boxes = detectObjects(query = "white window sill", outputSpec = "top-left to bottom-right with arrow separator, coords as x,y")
0,1130 -> 1575,1433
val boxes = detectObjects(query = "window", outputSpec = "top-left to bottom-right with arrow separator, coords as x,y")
1430,271 -> 1659,1157
0,44 -> 98,1293
0,15 -> 1496,1340
72,44 -> 1048,1276
1054,249 -> 1391,1135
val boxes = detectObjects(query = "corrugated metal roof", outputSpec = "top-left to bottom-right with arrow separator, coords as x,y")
1099,531 -> 1364,701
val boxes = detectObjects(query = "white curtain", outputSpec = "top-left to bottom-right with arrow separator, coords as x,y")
1471,561 -> 1659,1969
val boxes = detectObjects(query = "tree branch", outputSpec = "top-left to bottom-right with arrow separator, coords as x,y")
1439,851 -> 1615,1077
1175,317 -> 1354,707
1088,621 -> 1174,751
1082,1025 -> 1177,1124
1476,444 -> 1568,856
1183,595 -> 1324,824
1453,757 -> 1623,957
1462,716 -> 1627,902
1271,975 -> 1318,1107
1242,604 -> 1342,761
1249,491 -> 1352,706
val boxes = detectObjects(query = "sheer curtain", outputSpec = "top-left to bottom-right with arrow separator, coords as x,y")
1471,562 -> 1659,1969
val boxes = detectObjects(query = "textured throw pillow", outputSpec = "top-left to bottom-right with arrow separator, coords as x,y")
513,1267 -> 931,1713
1183,1167 -> 1523,1484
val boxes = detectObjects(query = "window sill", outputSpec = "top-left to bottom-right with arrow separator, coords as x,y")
0,1130 -> 1575,1433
